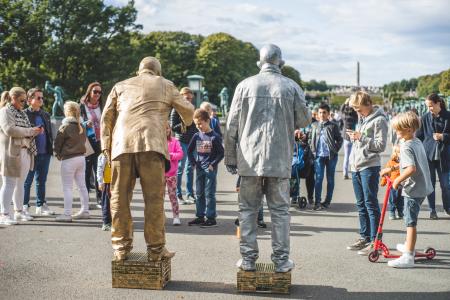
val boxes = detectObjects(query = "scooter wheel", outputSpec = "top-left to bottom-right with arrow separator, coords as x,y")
368,250 -> 380,262
425,247 -> 436,260
298,197 -> 307,209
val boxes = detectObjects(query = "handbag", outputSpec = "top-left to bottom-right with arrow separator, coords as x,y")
84,138 -> 95,157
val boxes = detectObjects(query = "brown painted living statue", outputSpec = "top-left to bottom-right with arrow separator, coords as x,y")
225,44 -> 311,272
101,57 -> 194,262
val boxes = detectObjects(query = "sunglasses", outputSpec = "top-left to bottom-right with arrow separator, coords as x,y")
34,96 -> 44,101
92,90 -> 102,95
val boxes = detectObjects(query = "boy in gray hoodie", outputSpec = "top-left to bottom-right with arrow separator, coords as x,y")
346,91 -> 388,254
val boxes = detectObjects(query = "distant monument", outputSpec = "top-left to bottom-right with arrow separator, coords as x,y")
45,81 -> 66,119
219,87 -> 229,116
356,61 -> 360,87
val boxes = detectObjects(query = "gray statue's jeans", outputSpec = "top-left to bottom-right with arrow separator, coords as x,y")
239,176 -> 290,265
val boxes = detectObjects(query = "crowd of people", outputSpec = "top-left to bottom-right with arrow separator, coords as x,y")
0,65 -> 448,269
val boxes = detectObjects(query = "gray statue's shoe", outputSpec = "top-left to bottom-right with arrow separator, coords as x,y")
275,259 -> 295,273
147,247 -> 176,261
236,258 -> 256,271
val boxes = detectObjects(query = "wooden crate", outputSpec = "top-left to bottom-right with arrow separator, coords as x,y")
237,263 -> 291,294
111,252 -> 171,289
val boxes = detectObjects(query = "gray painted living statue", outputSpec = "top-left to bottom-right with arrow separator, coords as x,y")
224,44 -> 311,272
44,81 -> 66,118
219,87 -> 229,115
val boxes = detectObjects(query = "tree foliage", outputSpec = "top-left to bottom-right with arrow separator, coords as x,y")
281,65 -> 302,88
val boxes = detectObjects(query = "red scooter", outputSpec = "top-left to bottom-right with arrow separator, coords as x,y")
368,176 -> 436,262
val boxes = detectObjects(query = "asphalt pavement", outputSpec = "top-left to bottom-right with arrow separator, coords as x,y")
1,146 -> 449,300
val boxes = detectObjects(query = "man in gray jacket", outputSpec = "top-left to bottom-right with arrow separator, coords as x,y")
225,44 -> 311,272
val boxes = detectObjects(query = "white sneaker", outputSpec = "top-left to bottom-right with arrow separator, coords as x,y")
55,214 -> 72,222
36,203 -> 55,216
0,215 -> 18,225
72,211 -> 90,219
173,217 -> 181,226
14,211 -> 34,221
387,253 -> 415,268
23,205 -> 32,217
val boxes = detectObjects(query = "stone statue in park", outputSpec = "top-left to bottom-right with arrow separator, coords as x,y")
45,81 -> 66,118
219,87 -> 229,116
224,44 -> 311,273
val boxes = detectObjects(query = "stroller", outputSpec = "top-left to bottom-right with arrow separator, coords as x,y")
290,139 -> 314,209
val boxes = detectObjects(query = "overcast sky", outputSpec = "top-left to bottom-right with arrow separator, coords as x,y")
108,0 -> 450,86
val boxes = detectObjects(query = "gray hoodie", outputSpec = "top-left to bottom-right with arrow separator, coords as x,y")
349,107 -> 388,172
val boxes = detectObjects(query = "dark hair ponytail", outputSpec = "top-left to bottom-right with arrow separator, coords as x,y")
426,92 -> 446,111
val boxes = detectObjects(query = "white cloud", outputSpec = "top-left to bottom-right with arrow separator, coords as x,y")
106,0 -> 450,86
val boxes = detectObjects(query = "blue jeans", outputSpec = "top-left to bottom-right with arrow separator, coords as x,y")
177,142 -> 194,197
195,166 -> 217,219
389,187 -> 404,215
427,160 -> 450,212
352,166 -> 381,241
23,153 -> 51,207
314,156 -> 338,205
403,196 -> 424,227
343,140 -> 352,177
102,183 -> 111,225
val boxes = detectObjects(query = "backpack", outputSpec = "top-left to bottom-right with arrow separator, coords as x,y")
298,142 -> 314,178
291,142 -> 305,178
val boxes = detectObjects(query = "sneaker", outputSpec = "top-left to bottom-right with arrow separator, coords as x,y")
291,198 -> 298,205
396,243 -> 415,256
55,214 -> 72,222
389,212 -> 396,220
72,211 -> 90,219
102,223 -> 111,231
344,175 -> 350,180
188,217 -> 205,226
357,243 -> 375,256
173,217 -> 181,226
236,258 -> 256,271
307,198 -> 314,205
445,209 -> 450,216
186,195 -> 196,204
347,238 -> 370,250
397,212 -> 404,219
257,220 -> 267,228
200,218 -> 217,228
387,253 -> 414,268
36,203 -> 55,216
430,211 -> 438,219
14,211 -> 33,221
275,259 -> 295,273
22,205 -> 32,217
320,202 -> 329,209
0,214 -> 18,225
178,195 -> 188,205
234,218 -> 240,226
313,204 -> 323,211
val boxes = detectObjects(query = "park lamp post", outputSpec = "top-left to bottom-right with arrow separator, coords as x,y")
187,74 -> 204,108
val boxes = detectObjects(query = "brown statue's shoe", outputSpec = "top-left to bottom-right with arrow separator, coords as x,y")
113,251 -> 129,262
147,247 -> 176,261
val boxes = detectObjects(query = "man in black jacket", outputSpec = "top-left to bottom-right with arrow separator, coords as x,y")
170,87 -> 198,204
309,103 -> 343,210
23,88 -> 55,216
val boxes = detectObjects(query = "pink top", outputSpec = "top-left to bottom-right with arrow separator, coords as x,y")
165,137 -> 184,177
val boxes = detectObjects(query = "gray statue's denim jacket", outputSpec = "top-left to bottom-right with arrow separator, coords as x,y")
224,64 -> 311,178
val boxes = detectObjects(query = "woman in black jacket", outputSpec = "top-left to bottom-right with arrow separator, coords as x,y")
80,82 -> 103,205
416,93 -> 450,219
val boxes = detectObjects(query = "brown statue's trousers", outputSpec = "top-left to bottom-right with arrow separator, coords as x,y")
110,151 -> 165,255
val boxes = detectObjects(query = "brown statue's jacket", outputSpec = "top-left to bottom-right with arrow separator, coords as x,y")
101,70 -> 194,160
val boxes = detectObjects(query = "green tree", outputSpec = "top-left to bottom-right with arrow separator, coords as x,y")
196,33 -> 259,105
134,31 -> 203,87
417,74 -> 441,97
439,69 -> 450,96
281,65 -> 302,88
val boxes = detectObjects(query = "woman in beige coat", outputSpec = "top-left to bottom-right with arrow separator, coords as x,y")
0,87 -> 43,225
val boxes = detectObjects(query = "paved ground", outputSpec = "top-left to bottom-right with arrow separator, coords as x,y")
1,146 -> 450,300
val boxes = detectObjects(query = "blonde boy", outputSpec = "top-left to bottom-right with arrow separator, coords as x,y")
388,111 -> 433,268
